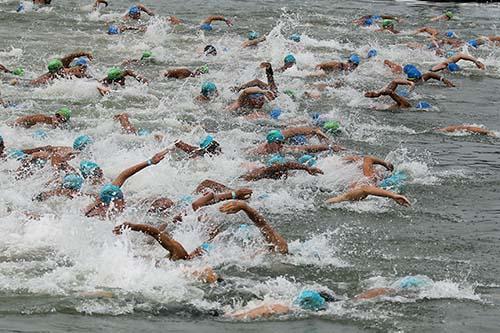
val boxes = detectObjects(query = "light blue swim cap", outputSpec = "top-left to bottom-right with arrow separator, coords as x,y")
247,31 -> 259,40
399,276 -> 428,289
199,135 -> 214,149
289,33 -> 301,42
290,135 -> 308,145
73,135 -> 93,151
99,183 -> 124,204
367,49 -> 377,58
270,107 -> 282,120
407,67 -> 422,81
33,129 -> 48,140
294,290 -> 326,311
447,63 -> 460,72
379,170 -> 409,189
298,154 -> 316,167
62,173 -> 84,190
266,130 -> 284,144
284,54 -> 296,64
349,54 -> 361,65
7,148 -> 26,161
467,39 -> 478,48
445,51 -> 456,58
200,242 -> 214,253
128,6 -> 140,15
201,81 -> 217,97
137,128 -> 151,136
200,23 -> 213,31
267,154 -> 285,166
75,57 -> 89,67
108,25 -> 120,35
446,31 -> 456,38
403,64 -> 417,74
79,160 -> 100,178
416,101 -> 431,109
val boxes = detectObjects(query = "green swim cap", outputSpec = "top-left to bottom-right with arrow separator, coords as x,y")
266,130 -> 284,144
107,67 -> 125,81
12,67 -> 25,76
323,120 -> 341,133
141,50 -> 153,60
283,89 -> 295,98
197,64 -> 209,74
445,11 -> 453,19
56,107 -> 72,121
47,59 -> 63,73
382,19 -> 394,28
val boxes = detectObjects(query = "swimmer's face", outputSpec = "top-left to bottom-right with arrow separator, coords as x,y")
364,91 -> 377,98
148,197 -> 174,215
128,12 -> 140,20
111,198 -> 126,212
55,114 -> 67,123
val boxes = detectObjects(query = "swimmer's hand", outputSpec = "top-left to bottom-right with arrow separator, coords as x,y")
219,200 -> 247,214
306,167 -> 324,176
393,194 -> 411,207
150,151 -> 167,164
235,188 -> 253,200
260,62 -> 272,69
475,61 -> 485,70
225,18 -> 233,27
113,222 -> 132,235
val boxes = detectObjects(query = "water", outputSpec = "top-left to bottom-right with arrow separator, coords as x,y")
1,0 -> 500,332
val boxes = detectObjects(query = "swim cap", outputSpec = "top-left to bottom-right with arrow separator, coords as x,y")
467,39 -> 478,48
7,148 -> 26,161
283,89 -> 295,98
446,31 -> 456,38
289,33 -> 301,42
445,11 -> 453,19
294,290 -> 326,311
79,160 -> 100,178
33,129 -> 48,139
270,107 -> 282,120
363,18 -> 373,26
128,6 -> 140,15
73,135 -> 93,151
348,54 -> 361,65
200,242 -> 214,253
196,64 -> 209,74
199,135 -> 214,149
99,183 -> 124,204
204,45 -> 217,56
141,50 -> 153,60
379,170 -> 409,189
200,23 -> 213,31
367,49 -> 377,58
75,57 -> 89,67
62,173 -> 84,190
56,107 -> 72,121
382,19 -> 394,28
406,67 -> 422,81
416,101 -> 431,109
323,120 -> 341,133
108,25 -> 120,35
403,64 -> 417,74
290,135 -> 307,145
447,62 -> 460,72
266,130 -> 284,144
298,154 -> 316,167
47,59 -> 63,73
16,3 -> 24,12
445,51 -> 456,58
247,31 -> 259,40
284,54 -> 296,65
12,67 -> 24,76
107,67 -> 125,81
201,81 -> 217,97
399,276 -> 428,289
137,128 -> 151,136
267,154 -> 285,166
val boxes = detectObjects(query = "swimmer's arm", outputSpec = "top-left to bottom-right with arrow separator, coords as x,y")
191,188 -> 253,211
137,4 -> 154,16
453,54 -> 485,69
315,61 -> 342,71
363,156 -> 393,177
114,223 -> 190,260
0,64 -> 11,73
383,60 -> 403,74
242,36 -> 266,48
387,91 -> 411,108
385,79 -> 414,92
233,79 -> 268,92
194,179 -> 232,194
353,288 -> 395,301
228,304 -> 291,319
93,0 -> 108,8
284,143 -> 344,154
112,151 -> 167,187
281,127 -> 330,142
242,162 -> 323,181
421,72 -> 455,87
437,125 -> 495,136
174,140 -> 198,154
414,27 -> 439,37
123,69 -> 148,84
326,185 -> 410,206
22,145 -> 54,154
219,201 -> 288,254
34,188 -> 77,201
113,113 -> 137,134
203,15 -> 232,26
60,51 -> 93,68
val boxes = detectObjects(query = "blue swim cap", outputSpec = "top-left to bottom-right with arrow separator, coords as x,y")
403,64 -> 417,74
363,18 -> 373,26
99,184 -> 124,204
201,81 -> 217,97
200,242 -> 214,253
416,101 -> 431,110
199,135 -> 214,149
267,154 -> 285,166
200,23 -> 213,31
247,31 -> 259,40
294,290 -> 326,311
298,154 -> 316,167
290,135 -> 308,145
137,128 -> 151,137
379,170 -> 409,189
447,62 -> 460,72
399,276 -> 428,289
73,135 -> 93,151
62,173 -> 84,190
33,129 -> 48,140
467,39 -> 478,48
108,25 -> 120,35
348,54 -> 361,65
266,130 -> 284,144
367,49 -> 377,58
79,160 -> 100,178
284,54 -> 296,64
446,31 -> 456,38
75,57 -> 89,67
289,33 -> 301,42
270,107 -> 282,120
128,6 -> 140,15
16,3 -> 24,12
407,67 -> 422,81
7,148 -> 26,161
445,51 -> 456,58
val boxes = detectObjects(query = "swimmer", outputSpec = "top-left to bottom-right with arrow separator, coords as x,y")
276,54 -> 296,73
242,31 -> 267,48
384,62 -> 455,87
170,135 -> 222,158
98,67 -> 148,95
34,173 -> 84,201
414,27 -> 440,38
195,82 -> 218,102
377,19 -> 399,34
430,52 -> 485,72
240,157 -> 324,181
353,15 -> 399,27
106,24 -> 147,35
313,54 -> 360,76
436,125 -> 496,137
364,79 -> 413,110
199,15 -> 232,31
203,45 -> 217,56
121,50 -> 159,66
164,64 -> 209,79
124,4 -> 155,20
113,113 -> 160,140
227,87 -> 276,112
231,62 -> 277,93
14,107 -> 72,128
431,10 -> 454,22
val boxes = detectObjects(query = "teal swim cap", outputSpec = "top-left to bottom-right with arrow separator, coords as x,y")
199,135 -> 214,149
399,276 -> 428,289
294,290 -> 326,311
73,135 -> 93,151
7,148 -> 27,161
298,154 -> 316,167
284,54 -> 296,64
266,130 -> 284,144
283,89 -> 296,98
196,64 -> 209,74
267,154 -> 285,166
137,128 -> 151,136
99,183 -> 124,204
379,171 -> 408,190
201,81 -> 217,97
79,160 -> 100,178
289,33 -> 301,42
200,242 -> 214,252
47,59 -> 63,73
62,173 -> 84,190
248,31 -> 259,40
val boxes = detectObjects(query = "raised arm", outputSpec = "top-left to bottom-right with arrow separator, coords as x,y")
202,15 -> 232,26
93,0 -> 108,9
137,4 -> 155,16
452,53 -> 485,69
219,201 -> 288,254
238,87 -> 275,102
112,150 -> 167,187
363,156 -> 393,177
385,79 -> 415,92
60,51 -> 93,68
113,223 -> 189,260
114,113 -> 137,134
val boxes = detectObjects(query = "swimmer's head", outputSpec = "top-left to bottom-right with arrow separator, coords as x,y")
399,276 -> 429,289
7,148 -> 27,161
348,54 -> 361,65
199,135 -> 221,154
298,154 -> 316,167
445,51 -> 456,58
403,64 -> 417,74
196,64 -> 209,74
141,50 -> 153,60
267,154 -> 285,166
294,290 -> 327,311
447,62 -> 460,72
406,67 -> 422,81
147,197 -> 174,215
289,33 -> 301,42
107,67 -> 125,81
47,59 -> 63,73
363,17 -> 373,26
73,135 -> 93,151
62,173 -> 84,191
446,31 -> 456,38
200,23 -> 213,31
382,19 -> 394,29
247,31 -> 259,40
266,130 -> 285,144
199,135 -> 214,150
284,54 -> 296,65
201,81 -> 217,98
270,107 -> 282,120
55,107 -> 72,122
79,160 -> 101,179
204,45 -> 217,56
467,39 -> 478,48
108,25 -> 120,35
445,11 -> 454,19
12,67 -> 25,76
128,5 -> 140,18
416,101 -> 431,109
137,128 -> 151,137
367,49 -> 377,58
99,183 -> 124,204
323,120 -> 341,134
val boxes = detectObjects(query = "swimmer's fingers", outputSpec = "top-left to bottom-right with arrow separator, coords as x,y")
394,195 -> 411,207
113,223 -> 131,235
476,61 -> 485,70
219,201 -> 245,214
151,151 -> 168,164
307,167 -> 324,175
235,188 -> 253,200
